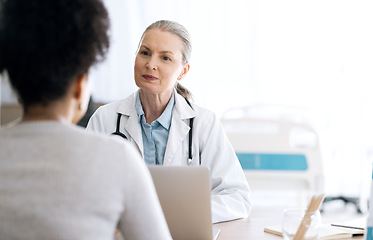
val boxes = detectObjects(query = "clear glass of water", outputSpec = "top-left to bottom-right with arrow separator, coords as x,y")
281,208 -> 321,240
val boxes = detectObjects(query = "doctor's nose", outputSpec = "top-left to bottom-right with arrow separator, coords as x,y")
146,59 -> 157,70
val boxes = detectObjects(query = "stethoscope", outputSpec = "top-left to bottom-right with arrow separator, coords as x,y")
112,97 -> 197,165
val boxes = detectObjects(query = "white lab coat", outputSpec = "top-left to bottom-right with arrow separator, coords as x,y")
86,90 -> 252,223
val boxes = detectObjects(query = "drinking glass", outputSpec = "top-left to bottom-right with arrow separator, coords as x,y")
281,208 -> 321,240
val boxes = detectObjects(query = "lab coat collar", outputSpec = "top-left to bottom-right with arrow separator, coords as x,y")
173,89 -> 195,120
117,91 -> 137,116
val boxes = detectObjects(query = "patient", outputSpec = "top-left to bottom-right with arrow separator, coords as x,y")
0,0 -> 171,239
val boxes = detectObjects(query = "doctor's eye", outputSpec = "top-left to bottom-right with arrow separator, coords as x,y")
162,56 -> 171,61
140,51 -> 150,56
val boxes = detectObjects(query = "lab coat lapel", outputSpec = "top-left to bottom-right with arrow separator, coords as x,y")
163,111 -> 190,166
124,110 -> 143,157
163,92 -> 195,166
118,91 -> 144,157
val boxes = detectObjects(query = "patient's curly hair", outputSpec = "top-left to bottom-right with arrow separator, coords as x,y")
0,0 -> 110,108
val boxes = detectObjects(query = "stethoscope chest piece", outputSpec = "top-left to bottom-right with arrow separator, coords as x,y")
187,158 -> 192,165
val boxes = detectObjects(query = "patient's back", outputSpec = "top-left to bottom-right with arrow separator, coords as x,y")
0,122 -> 171,240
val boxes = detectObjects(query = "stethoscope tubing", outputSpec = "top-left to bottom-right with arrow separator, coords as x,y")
111,97 -> 196,165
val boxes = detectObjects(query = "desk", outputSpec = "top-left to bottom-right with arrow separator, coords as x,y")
214,218 -> 364,240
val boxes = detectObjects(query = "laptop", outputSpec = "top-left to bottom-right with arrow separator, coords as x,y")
148,166 -> 220,240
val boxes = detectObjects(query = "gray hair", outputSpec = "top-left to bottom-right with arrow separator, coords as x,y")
138,20 -> 193,99
140,20 -> 191,64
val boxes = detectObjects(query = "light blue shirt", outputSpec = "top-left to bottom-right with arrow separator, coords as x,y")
136,93 -> 174,165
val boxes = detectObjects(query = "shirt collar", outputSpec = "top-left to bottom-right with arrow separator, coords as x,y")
135,94 -> 145,117
135,92 -> 175,130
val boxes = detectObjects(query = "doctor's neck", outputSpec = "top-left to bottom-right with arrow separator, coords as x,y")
139,90 -> 172,124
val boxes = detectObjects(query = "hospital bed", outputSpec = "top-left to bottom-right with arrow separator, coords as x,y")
221,116 -> 325,217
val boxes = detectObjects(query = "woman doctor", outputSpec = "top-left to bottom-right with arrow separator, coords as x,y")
86,20 -> 252,223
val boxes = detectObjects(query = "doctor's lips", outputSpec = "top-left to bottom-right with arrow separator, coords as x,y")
142,74 -> 158,80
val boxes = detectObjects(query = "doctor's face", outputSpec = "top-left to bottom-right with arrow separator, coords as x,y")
134,28 -> 189,97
